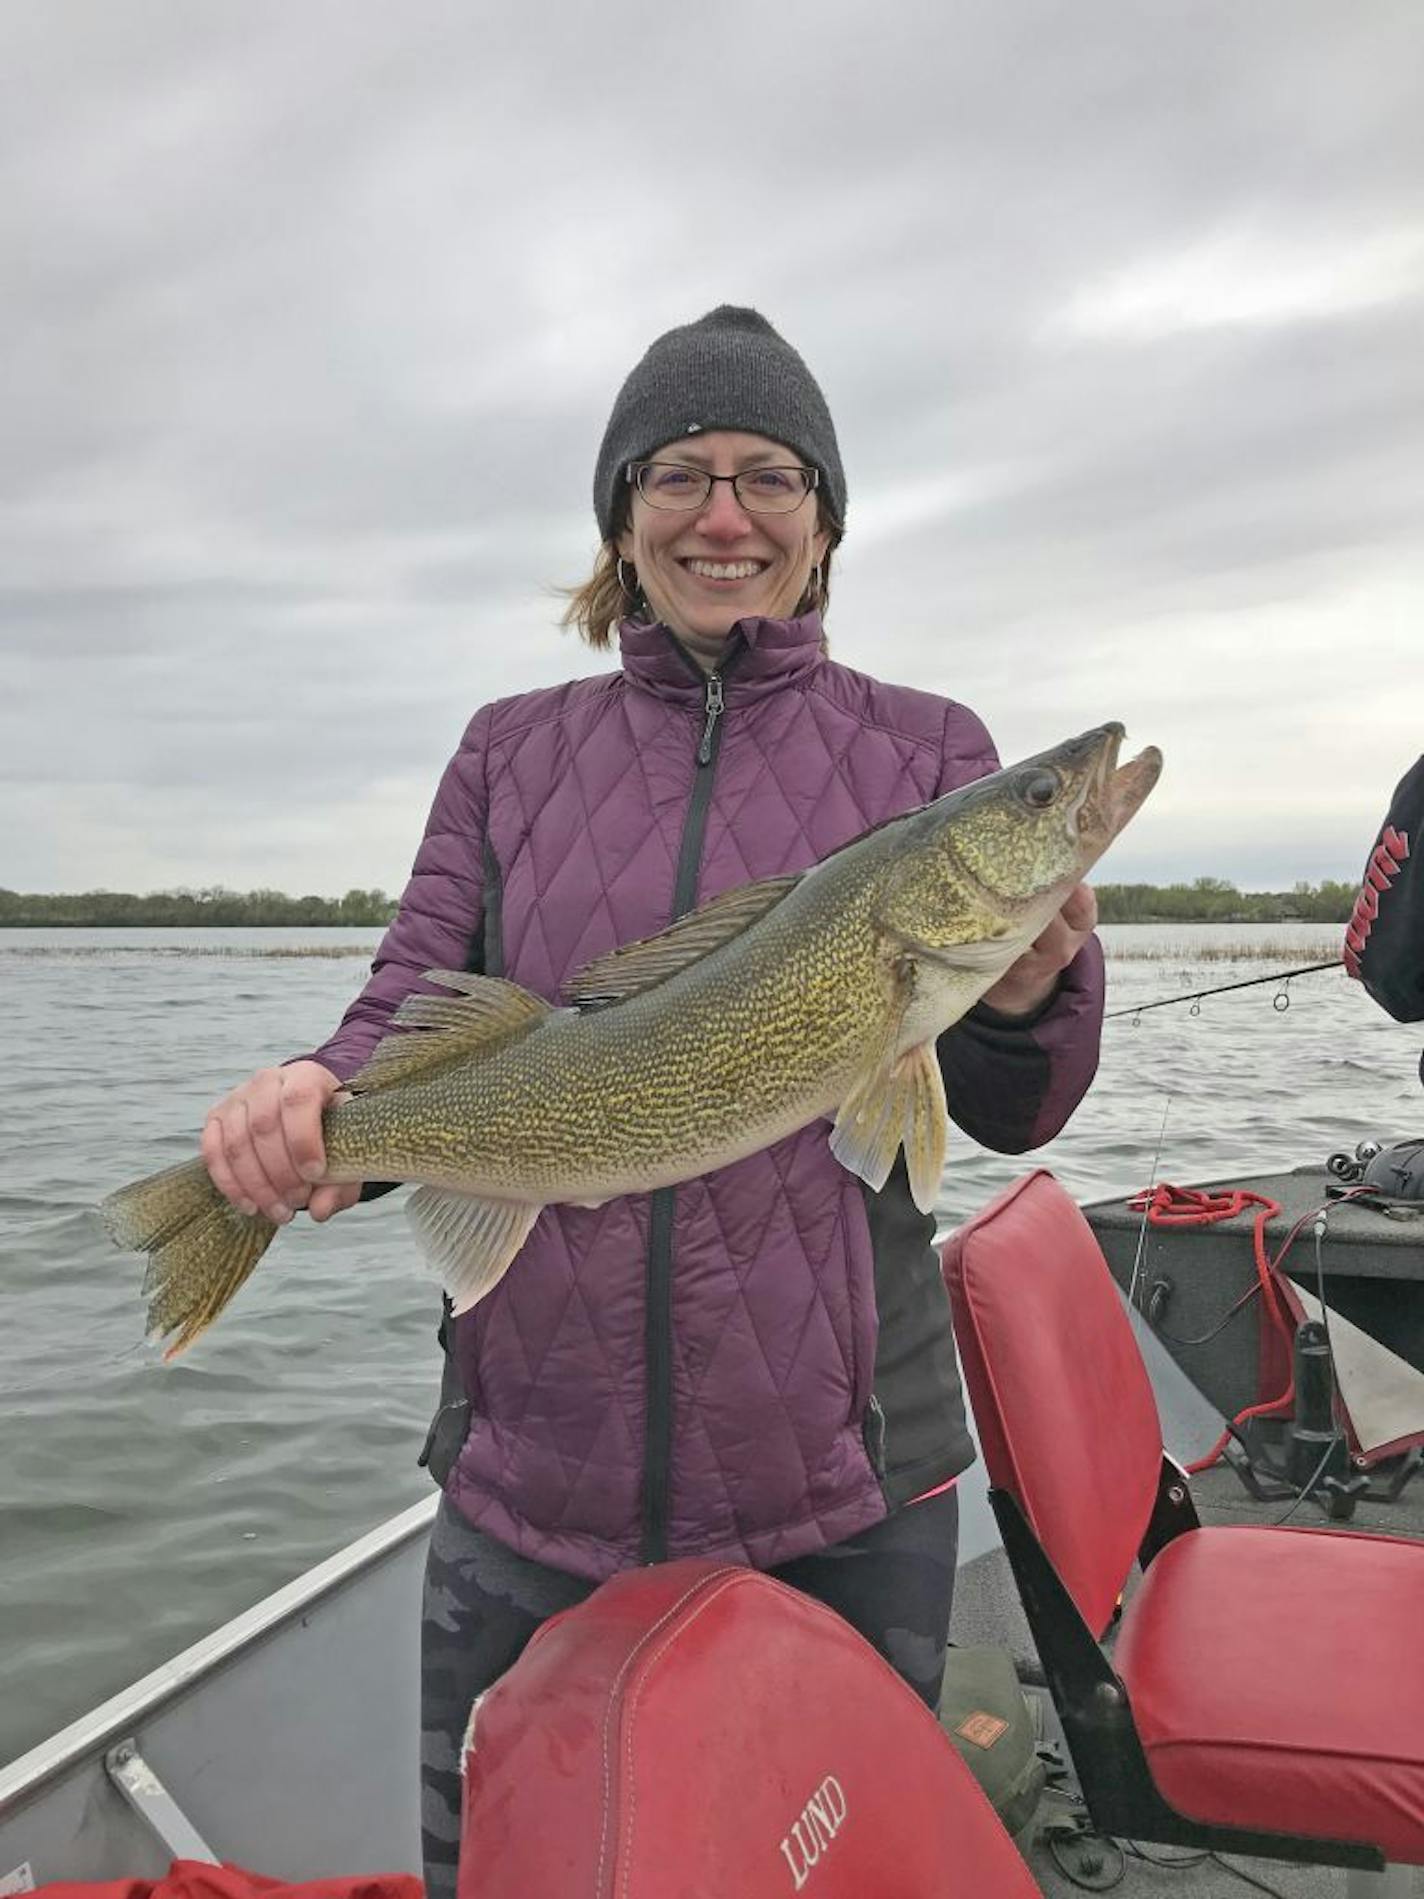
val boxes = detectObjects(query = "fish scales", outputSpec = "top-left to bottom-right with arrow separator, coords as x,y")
319,848 -> 905,1200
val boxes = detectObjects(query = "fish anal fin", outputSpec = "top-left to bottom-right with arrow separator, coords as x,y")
346,974 -> 553,1094
406,1186 -> 542,1314
564,875 -> 800,1008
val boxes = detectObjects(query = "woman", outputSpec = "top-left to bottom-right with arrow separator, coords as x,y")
200,305 -> 1105,1895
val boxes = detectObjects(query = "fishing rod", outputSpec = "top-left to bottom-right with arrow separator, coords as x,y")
1104,958 -> 1343,1021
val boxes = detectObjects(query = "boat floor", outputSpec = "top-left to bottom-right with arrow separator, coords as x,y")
956,1462 -> 1424,1896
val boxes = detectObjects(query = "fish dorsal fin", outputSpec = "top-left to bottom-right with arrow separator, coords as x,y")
406,1186 -> 541,1313
829,960 -> 949,1213
563,874 -> 801,1009
345,971 -> 552,1094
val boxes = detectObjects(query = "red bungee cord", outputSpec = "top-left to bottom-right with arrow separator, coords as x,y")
1126,1184 -> 1297,1473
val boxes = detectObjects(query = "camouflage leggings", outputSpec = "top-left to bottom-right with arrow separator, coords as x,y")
419,1487 -> 959,1899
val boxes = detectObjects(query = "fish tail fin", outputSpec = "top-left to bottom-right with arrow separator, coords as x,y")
100,1157 -> 278,1360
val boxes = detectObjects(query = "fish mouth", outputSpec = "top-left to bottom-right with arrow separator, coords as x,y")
1075,723 -> 1163,849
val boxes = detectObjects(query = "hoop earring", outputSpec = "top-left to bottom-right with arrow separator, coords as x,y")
616,557 -> 639,601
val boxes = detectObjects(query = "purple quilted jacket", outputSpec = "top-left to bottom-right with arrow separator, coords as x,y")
307,611 -> 1105,1580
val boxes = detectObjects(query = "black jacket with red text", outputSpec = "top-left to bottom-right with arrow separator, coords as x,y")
1345,758 -> 1424,1074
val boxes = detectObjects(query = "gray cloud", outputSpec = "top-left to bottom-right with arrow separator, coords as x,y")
2,0 -> 1420,896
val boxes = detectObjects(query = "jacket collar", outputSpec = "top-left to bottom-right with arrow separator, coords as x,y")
617,611 -> 826,703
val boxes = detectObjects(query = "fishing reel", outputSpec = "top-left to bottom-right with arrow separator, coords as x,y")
1326,1136 -> 1383,1184
1327,1135 -> 1424,1215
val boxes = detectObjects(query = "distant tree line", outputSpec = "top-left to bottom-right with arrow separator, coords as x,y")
1094,877 -> 1356,924
0,877 -> 1357,929
0,886 -> 399,927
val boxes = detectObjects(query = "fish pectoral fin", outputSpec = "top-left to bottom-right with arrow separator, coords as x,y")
346,974 -> 553,1094
900,1044 -> 951,1213
406,1186 -> 542,1314
830,1041 -> 949,1213
563,875 -> 801,1008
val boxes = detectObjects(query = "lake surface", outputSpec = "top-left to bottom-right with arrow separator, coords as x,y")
2,923 -> 1421,1767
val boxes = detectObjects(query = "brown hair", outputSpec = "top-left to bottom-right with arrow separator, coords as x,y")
559,501 -> 844,650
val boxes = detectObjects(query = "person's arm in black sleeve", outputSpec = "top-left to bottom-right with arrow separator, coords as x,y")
939,933 -> 1105,1151
1345,756 -> 1424,1024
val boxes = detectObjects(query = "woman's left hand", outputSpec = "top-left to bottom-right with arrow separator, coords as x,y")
979,882 -> 1097,1020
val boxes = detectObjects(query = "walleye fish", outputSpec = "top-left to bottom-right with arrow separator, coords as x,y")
103,722 -> 1160,1357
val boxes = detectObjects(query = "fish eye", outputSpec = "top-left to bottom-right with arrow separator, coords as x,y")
1018,768 -> 1062,810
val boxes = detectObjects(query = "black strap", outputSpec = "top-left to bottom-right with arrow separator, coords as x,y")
417,1296 -> 472,1487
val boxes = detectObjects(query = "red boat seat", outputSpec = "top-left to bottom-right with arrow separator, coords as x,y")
457,1558 -> 1039,1898
942,1169 -> 1424,1867
1117,1520 -> 1424,1856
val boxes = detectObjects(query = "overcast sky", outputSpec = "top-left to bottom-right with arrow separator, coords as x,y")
3,2 -> 1421,898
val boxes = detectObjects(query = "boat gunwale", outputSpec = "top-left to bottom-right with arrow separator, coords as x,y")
0,1492 -> 438,1812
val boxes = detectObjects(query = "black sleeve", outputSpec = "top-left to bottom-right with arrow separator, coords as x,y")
937,935 -> 1105,1153
1345,756 -> 1424,1023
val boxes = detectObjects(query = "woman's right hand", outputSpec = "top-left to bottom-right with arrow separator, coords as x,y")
201,1060 -> 362,1226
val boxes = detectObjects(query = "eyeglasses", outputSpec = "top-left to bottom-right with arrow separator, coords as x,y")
627,460 -> 818,515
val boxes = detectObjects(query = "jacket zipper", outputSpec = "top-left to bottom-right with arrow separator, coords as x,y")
863,1392 -> 888,1480
697,672 -> 724,765
641,643 -> 738,1564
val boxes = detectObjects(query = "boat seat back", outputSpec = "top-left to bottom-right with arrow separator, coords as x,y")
458,1558 -> 1039,1898
942,1168 -> 1164,1638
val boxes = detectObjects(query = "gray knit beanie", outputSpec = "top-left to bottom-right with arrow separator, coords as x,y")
593,305 -> 846,540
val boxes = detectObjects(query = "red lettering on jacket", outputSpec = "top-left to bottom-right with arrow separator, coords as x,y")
1345,829 -> 1410,981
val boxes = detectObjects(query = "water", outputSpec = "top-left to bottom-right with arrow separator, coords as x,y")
2,923 -> 1420,1768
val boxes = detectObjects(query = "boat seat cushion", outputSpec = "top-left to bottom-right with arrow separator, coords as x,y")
941,1168 -> 1166,1639
1115,1523 -> 1424,1863
459,1557 -> 1039,1898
